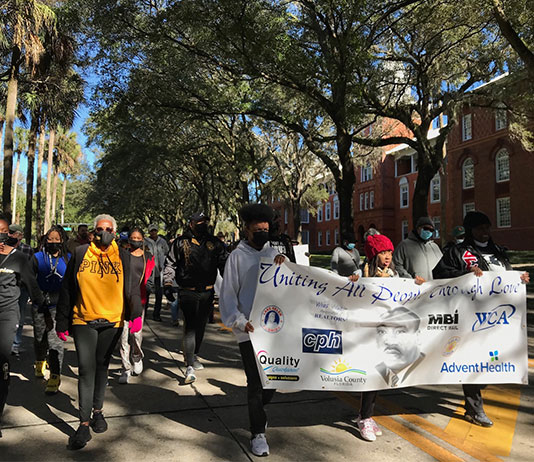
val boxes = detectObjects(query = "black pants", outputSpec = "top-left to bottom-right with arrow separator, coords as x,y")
146,277 -> 163,318
359,391 -> 378,419
72,325 -> 121,422
179,289 -> 214,366
463,384 -> 486,414
0,306 -> 18,425
239,340 -> 275,435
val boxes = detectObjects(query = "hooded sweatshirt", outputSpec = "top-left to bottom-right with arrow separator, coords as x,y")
219,240 -> 279,343
393,231 -> 442,280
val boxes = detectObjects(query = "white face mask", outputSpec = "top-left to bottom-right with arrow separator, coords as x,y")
455,238 -> 464,244
474,239 -> 488,248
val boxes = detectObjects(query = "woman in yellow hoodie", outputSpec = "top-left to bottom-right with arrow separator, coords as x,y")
56,214 -> 142,450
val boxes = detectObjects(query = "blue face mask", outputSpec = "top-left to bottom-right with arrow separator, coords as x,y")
346,243 -> 356,250
419,229 -> 434,241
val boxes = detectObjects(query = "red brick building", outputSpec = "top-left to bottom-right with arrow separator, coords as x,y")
270,107 -> 534,253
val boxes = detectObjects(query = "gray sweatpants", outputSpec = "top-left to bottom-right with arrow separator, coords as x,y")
119,312 -> 144,372
32,305 -> 64,375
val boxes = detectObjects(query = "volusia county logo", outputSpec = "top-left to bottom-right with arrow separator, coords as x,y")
442,336 -> 461,356
472,304 -> 516,332
320,358 -> 366,376
319,358 -> 367,386
260,305 -> 284,333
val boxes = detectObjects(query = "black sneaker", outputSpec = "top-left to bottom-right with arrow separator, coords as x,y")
152,315 -> 162,322
69,424 -> 92,450
90,411 -> 108,433
464,411 -> 493,427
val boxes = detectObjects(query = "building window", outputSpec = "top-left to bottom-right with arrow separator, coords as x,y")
462,114 -> 472,141
333,199 -> 339,219
495,108 -> 507,131
364,192 -> 369,210
301,230 -> 309,245
326,230 -> 331,246
325,202 -> 331,221
462,158 -> 475,189
370,191 -> 375,209
330,183 -> 336,195
361,162 -> 373,182
495,149 -> 510,182
432,216 -> 441,238
401,220 -> 409,240
317,231 -> 322,247
360,193 -> 364,211
317,204 -> 323,222
399,177 -> 409,208
284,209 -> 288,224
430,174 -> 440,203
496,197 -> 511,228
300,209 -> 310,224
463,202 -> 475,218
334,229 -> 339,245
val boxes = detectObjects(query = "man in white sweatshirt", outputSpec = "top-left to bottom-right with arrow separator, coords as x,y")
220,204 -> 285,457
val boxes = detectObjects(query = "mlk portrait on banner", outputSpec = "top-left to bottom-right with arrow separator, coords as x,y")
375,306 -> 426,387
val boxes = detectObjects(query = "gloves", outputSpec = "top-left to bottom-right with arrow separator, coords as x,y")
164,286 -> 176,302
56,330 -> 69,341
232,313 -> 249,332
129,317 -> 143,333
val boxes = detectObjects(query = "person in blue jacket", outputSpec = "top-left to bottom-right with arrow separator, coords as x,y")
31,225 -> 70,394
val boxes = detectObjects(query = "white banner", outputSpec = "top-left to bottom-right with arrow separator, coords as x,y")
250,259 -> 528,391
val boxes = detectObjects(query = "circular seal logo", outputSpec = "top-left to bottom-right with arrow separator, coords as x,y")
260,305 -> 284,333
442,336 -> 461,356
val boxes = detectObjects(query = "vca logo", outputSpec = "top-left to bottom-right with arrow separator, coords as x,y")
472,304 -> 516,332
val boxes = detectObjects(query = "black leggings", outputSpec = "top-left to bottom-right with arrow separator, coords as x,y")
72,325 -> 121,422
179,289 -> 214,366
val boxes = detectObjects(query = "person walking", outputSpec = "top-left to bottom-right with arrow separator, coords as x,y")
351,233 -> 398,441
0,214 -> 44,437
67,224 -> 91,255
7,223 -> 34,357
163,212 -> 227,384
31,225 -> 71,394
433,211 -> 529,427
219,204 -> 285,457
118,227 -> 155,384
331,232 -> 361,277
144,224 -> 169,321
393,216 -> 442,284
56,214 -> 143,449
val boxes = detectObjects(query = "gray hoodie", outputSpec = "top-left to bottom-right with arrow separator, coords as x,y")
393,231 -> 442,280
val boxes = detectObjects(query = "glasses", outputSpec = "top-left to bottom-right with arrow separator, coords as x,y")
96,227 -> 113,233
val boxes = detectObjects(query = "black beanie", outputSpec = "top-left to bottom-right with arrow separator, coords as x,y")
463,211 -> 491,231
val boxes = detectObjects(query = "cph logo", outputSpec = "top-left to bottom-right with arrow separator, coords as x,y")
472,304 -> 516,332
302,328 -> 342,354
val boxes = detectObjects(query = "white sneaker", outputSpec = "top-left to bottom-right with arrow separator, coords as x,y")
193,355 -> 204,370
250,433 -> 269,456
357,418 -> 377,442
118,370 -> 130,384
184,366 -> 196,384
133,359 -> 143,375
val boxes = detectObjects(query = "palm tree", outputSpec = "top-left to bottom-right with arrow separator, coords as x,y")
1,0 -> 56,217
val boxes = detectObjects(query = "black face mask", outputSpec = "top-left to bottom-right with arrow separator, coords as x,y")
194,223 -> 209,236
94,230 -> 115,247
45,242 -> 61,254
0,233 -> 8,243
129,240 -> 144,250
252,231 -> 269,247
5,236 -> 18,247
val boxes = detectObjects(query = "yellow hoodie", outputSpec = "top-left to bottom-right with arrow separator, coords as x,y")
72,241 -> 125,327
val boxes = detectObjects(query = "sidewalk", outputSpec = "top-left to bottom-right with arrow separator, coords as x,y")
1,309 -> 533,461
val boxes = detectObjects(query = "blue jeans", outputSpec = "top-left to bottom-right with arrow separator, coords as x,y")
12,288 -> 29,349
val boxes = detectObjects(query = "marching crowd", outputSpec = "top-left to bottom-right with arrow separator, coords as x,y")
0,204 -> 529,456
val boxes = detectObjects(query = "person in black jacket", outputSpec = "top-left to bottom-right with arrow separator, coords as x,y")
55,214 -> 143,450
163,212 -> 228,384
433,211 -> 529,427
0,214 -> 44,438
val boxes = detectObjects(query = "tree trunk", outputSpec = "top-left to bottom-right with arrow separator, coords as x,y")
60,176 -> 67,224
44,128 -> 55,231
413,156 -> 438,225
336,131 -> 356,239
36,119 -> 45,237
24,113 -> 39,243
51,168 -> 59,225
2,47 -> 21,218
291,203 -> 302,243
12,153 -> 20,222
